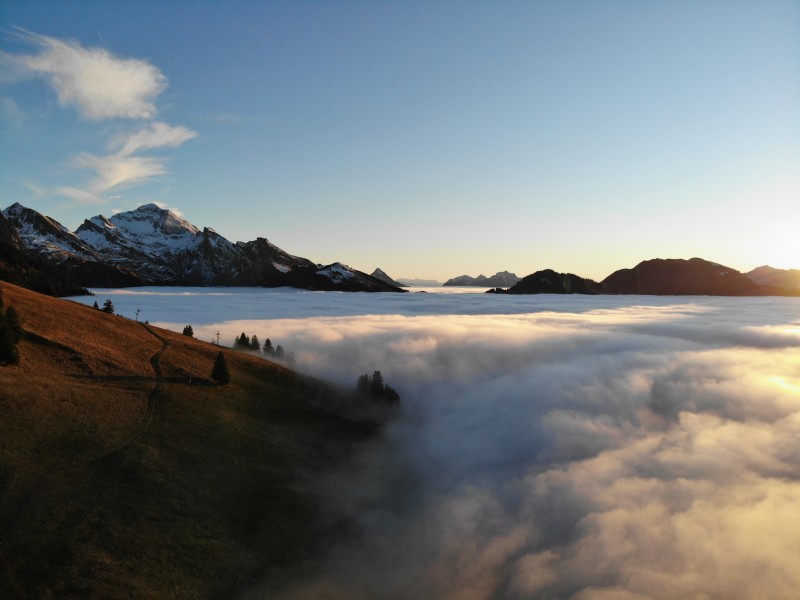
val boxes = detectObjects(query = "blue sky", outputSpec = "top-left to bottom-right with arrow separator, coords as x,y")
1,1 -> 798,281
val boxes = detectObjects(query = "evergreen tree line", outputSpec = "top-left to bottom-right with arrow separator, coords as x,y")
0,290 -> 23,365
92,298 -> 115,314
232,332 -> 292,361
356,370 -> 400,404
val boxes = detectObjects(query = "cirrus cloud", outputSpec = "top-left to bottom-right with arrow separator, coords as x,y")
3,30 -> 197,205
10,29 -> 165,120
75,122 -> 198,193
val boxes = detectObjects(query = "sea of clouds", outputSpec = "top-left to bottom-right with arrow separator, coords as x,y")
70,288 -> 800,599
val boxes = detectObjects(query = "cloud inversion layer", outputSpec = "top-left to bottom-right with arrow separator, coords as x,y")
77,289 -> 800,599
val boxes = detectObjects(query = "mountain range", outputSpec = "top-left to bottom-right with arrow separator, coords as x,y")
443,271 -> 521,287
487,258 -> 800,296
2,203 -> 798,298
1,203 -> 404,294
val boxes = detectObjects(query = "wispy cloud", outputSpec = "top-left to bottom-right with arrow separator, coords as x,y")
110,121 -> 197,156
9,29 -> 165,120
0,94 -> 25,129
4,30 -> 196,206
54,185 -> 105,206
73,122 -> 197,193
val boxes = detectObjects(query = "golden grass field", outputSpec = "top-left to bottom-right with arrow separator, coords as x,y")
0,281 -> 377,599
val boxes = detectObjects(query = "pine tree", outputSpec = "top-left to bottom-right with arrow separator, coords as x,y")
263,338 -> 273,355
250,335 -> 261,351
234,332 -> 250,349
383,384 -> 400,404
275,344 -> 285,359
102,298 -> 114,314
182,325 -> 194,337
210,351 -> 230,384
355,370 -> 400,404
93,300 -> 99,310
357,373 -> 370,395
370,370 -> 385,399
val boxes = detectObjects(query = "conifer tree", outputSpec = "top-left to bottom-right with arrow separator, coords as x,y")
250,335 -> 261,351
102,298 -> 114,314
234,332 -> 250,349
182,325 -> 194,337
210,351 -> 230,384
275,344 -> 285,359
356,373 -> 370,395
93,300 -> 99,310
355,370 -> 400,404
370,370 -> 385,399
263,338 -> 273,355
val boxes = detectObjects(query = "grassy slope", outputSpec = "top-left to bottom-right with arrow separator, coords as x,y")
0,281 -> 375,599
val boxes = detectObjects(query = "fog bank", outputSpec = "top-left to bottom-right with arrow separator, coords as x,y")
72,289 -> 800,598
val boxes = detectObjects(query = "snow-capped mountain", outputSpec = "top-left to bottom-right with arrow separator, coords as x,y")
2,203 -> 143,289
2,203 -> 404,293
4,202 -> 99,263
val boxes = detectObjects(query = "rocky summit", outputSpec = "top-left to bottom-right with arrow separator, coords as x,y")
2,203 -> 405,294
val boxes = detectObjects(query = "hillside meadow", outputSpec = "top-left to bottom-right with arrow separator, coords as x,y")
0,282 -> 378,599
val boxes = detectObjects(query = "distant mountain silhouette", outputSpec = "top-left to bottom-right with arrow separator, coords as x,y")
487,269 -> 600,294
444,271 -> 520,287
396,277 -> 442,287
745,265 -> 800,291
370,268 -> 408,288
599,258 -> 791,296
487,258 -> 800,297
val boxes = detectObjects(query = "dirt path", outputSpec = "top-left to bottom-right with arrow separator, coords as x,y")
0,323 -> 169,549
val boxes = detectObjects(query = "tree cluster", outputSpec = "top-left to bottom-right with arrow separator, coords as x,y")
0,291 -> 23,365
101,298 -> 114,314
356,370 -> 400,404
182,324 -> 194,337
233,332 -> 291,360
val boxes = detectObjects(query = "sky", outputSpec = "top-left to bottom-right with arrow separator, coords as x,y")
1,0 -> 799,281
68,287 -> 800,599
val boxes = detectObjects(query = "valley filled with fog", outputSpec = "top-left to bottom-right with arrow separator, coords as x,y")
69,288 -> 800,599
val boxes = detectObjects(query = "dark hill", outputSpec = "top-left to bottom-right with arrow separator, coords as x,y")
0,281 -> 378,598
746,265 -> 800,291
489,269 -> 600,294
370,268 -> 408,288
601,257 -> 797,296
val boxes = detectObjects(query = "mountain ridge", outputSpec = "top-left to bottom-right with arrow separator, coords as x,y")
2,203 -> 405,294
489,258 -> 800,296
443,271 -> 520,287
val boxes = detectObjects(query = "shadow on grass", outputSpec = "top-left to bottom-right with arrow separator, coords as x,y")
69,374 -> 218,386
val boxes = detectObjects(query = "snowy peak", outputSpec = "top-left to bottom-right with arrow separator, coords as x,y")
4,202 -> 406,292
110,204 -> 200,237
316,262 -> 356,283
2,203 -> 97,261
77,204 -> 201,260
